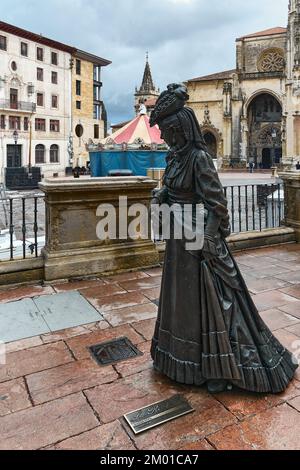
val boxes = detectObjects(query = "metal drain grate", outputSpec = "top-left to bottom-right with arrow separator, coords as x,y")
89,337 -> 143,366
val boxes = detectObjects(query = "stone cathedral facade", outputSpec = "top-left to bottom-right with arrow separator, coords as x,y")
186,0 -> 300,169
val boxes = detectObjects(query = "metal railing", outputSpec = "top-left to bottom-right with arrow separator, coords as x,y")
224,183 -> 284,234
0,100 -> 36,113
0,183 -> 285,262
0,194 -> 45,261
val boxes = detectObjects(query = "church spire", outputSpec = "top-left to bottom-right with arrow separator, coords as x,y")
139,52 -> 156,93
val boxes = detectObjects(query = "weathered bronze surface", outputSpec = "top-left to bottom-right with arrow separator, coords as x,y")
89,337 -> 142,366
149,83 -> 298,394
124,395 -> 194,435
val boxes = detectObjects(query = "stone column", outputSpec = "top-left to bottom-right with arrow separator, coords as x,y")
39,176 -> 160,281
280,171 -> 300,242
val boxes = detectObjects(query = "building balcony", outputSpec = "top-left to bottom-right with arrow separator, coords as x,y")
0,100 -> 36,113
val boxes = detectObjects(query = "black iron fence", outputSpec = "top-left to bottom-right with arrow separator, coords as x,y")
0,183 -> 285,262
0,194 -> 45,261
224,183 -> 284,234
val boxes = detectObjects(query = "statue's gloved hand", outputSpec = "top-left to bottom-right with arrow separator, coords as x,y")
202,234 -> 219,261
151,187 -> 168,205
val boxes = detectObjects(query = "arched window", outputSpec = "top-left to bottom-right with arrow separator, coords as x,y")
50,144 -> 59,163
35,144 -> 45,164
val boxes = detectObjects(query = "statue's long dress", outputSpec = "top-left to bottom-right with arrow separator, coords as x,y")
151,148 -> 298,393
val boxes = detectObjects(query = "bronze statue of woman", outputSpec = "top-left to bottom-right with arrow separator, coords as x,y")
149,83 -> 298,394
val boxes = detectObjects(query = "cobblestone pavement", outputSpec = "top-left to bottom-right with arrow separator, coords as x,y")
0,243 -> 299,450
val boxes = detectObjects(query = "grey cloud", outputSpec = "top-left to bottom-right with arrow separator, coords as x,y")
1,0 -> 288,123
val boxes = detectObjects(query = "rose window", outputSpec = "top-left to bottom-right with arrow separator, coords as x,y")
258,49 -> 285,73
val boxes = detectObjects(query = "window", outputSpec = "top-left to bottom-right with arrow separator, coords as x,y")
94,65 -> 101,82
35,144 -> 45,164
9,116 -> 21,130
0,35 -> 7,51
76,100 -> 81,110
94,84 -> 101,102
76,80 -> 81,96
11,61 -> 17,71
24,117 -> 29,131
51,51 -> 58,65
94,103 -> 101,120
35,118 -> 46,131
51,71 -> 58,84
76,59 -> 81,75
51,95 -> 58,108
37,93 -> 44,107
50,120 -> 60,132
37,68 -> 44,81
0,115 -> 5,129
50,144 -> 59,163
94,124 -> 99,139
37,47 -> 44,61
21,42 -> 28,56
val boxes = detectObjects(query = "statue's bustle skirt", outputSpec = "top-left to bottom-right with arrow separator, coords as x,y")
151,234 -> 298,393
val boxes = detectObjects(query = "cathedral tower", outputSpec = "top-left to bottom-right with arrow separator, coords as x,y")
134,53 -> 160,115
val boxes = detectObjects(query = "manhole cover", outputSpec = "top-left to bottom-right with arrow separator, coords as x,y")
89,337 -> 142,366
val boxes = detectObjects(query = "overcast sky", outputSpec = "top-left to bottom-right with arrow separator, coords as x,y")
1,0 -> 288,125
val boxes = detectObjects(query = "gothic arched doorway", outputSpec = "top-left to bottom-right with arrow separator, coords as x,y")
247,93 -> 282,167
203,131 -> 217,158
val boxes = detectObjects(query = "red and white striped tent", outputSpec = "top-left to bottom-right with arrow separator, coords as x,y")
102,114 -> 164,146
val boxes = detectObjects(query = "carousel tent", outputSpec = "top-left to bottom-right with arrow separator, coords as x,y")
101,113 -> 164,146
90,113 -> 168,177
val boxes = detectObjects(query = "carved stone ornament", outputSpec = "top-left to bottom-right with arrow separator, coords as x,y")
257,48 -> 285,73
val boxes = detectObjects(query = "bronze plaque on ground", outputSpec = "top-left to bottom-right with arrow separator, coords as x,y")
124,395 -> 194,434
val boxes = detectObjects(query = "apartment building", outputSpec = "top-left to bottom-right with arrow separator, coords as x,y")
72,50 -> 110,166
0,21 -> 111,184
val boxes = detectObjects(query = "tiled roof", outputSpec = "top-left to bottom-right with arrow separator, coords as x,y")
236,27 -> 287,41
187,69 -> 236,83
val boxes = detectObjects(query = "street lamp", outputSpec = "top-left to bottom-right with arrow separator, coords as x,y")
13,129 -> 18,167
271,128 -> 278,178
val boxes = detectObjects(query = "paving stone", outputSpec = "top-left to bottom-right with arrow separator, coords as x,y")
275,271 -> 300,285
118,276 -> 162,292
104,303 -> 158,327
26,358 -> 118,404
260,308 -> 300,331
269,252 -> 300,262
178,439 -> 214,451
47,421 -> 135,450
34,291 -> 103,331
0,298 -> 49,343
246,277 -> 290,294
278,301 -> 300,319
52,279 -> 104,293
252,291 -> 299,312
85,368 -> 186,424
0,378 -> 32,417
288,396 -> 300,412
131,318 -> 156,341
5,336 -> 43,353
0,342 -> 73,383
208,404 -> 300,450
274,328 -> 300,351
143,267 -> 163,277
214,389 -> 283,420
279,285 -> 300,300
0,392 -> 98,450
276,261 -> 300,272
286,323 -> 300,338
79,284 -> 126,303
66,324 -> 144,360
141,287 -> 161,301
88,291 -> 150,313
114,341 -> 153,378
40,321 -> 110,344
103,271 -> 149,283
131,392 -> 237,450
0,285 -> 54,304
235,256 -> 277,268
